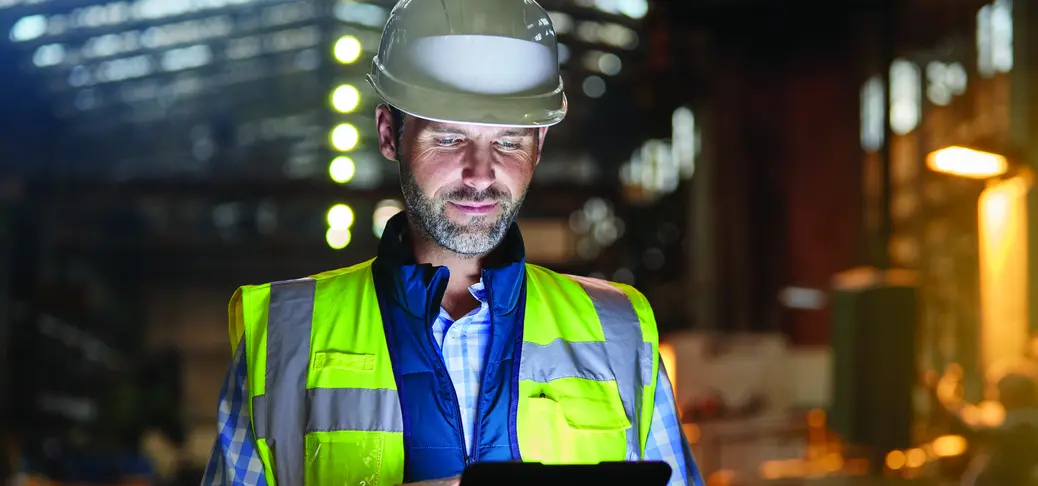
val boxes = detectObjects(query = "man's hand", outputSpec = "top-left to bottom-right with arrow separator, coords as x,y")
398,477 -> 460,486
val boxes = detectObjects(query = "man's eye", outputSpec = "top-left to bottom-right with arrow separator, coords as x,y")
436,138 -> 461,146
497,141 -> 521,150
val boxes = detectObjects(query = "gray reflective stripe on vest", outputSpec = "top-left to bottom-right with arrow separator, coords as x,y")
571,276 -> 652,460
519,276 -> 653,460
255,278 -> 404,485
520,341 -> 614,382
253,388 -> 404,437
263,278 -> 316,486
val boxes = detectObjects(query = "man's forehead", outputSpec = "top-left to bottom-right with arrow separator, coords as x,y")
420,120 -> 534,137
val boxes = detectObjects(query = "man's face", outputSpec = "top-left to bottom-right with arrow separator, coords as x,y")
376,105 -> 548,256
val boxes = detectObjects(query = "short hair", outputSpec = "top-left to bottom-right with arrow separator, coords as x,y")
389,106 -> 405,148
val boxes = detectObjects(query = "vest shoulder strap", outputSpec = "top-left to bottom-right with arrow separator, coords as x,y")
526,263 -> 659,343
226,258 -> 378,356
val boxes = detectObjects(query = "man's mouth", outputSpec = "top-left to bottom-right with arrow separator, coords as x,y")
450,201 -> 499,215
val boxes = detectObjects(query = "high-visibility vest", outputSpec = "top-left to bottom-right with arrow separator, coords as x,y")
230,259 -> 660,485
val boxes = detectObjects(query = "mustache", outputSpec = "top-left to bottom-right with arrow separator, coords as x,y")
443,186 -> 508,202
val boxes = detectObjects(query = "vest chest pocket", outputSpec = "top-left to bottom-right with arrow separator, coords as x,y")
517,378 -> 631,464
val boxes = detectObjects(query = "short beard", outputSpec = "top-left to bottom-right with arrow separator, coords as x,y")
399,162 -> 526,256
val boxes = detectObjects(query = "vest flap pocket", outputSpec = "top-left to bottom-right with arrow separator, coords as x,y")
314,351 -> 375,372
526,396 -> 561,415
518,385 -> 629,463
544,378 -> 631,432
557,394 -> 630,431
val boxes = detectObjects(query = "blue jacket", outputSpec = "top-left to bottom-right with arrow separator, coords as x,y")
372,213 -> 527,481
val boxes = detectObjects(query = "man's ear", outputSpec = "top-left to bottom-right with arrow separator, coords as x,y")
534,127 -> 549,165
375,104 -> 399,162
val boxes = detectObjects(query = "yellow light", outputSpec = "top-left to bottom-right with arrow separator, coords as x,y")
659,342 -> 678,396
821,452 -> 844,472
979,175 -> 1031,375
935,373 -> 962,405
326,203 -> 355,229
961,404 -> 981,426
885,450 -> 906,470
372,199 -> 404,238
334,35 -> 362,64
329,156 -> 356,184
932,435 -> 968,457
977,400 -> 1006,427
926,146 -> 1008,179
905,448 -> 926,468
758,459 -> 806,480
682,423 -> 700,444
331,84 -> 361,113
330,123 -> 360,151
759,460 -> 784,480
326,227 -> 352,250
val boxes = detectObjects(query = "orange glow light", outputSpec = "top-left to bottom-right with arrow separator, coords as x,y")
885,450 -> 906,470
932,435 -> 968,458
926,146 -> 1008,179
978,175 -> 1030,376
659,342 -> 678,396
905,448 -> 927,468
683,423 -> 701,444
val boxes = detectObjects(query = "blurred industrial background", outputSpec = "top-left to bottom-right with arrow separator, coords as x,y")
2,0 -> 1038,484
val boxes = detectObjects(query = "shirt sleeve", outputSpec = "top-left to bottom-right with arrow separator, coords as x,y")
201,339 -> 268,486
643,360 -> 705,486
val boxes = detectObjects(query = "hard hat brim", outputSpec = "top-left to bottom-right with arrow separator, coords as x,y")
366,63 -> 568,128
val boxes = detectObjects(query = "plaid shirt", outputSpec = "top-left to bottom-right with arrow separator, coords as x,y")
202,280 -> 703,486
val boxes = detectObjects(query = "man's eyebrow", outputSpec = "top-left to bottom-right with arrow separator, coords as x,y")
427,124 -> 467,135
496,129 -> 534,137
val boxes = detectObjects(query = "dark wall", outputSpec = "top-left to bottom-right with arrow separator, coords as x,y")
664,9 -> 863,340
776,55 -> 862,345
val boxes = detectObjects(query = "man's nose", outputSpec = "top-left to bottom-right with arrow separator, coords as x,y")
461,149 -> 495,192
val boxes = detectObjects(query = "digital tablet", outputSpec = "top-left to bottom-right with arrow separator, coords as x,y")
459,461 -> 672,486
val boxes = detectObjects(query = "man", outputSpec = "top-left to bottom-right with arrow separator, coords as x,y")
202,0 -> 703,484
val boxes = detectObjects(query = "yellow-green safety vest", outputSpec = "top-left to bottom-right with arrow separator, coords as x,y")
228,259 -> 660,485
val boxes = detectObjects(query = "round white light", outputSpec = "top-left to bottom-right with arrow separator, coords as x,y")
326,227 -> 353,249
334,35 -> 363,64
329,156 -> 356,184
331,84 -> 361,113
582,76 -> 606,98
330,123 -> 360,151
372,199 -> 404,238
327,203 -> 355,229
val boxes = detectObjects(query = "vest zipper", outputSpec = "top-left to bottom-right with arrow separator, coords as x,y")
467,269 -> 494,465
448,365 -> 469,466
430,281 -> 470,466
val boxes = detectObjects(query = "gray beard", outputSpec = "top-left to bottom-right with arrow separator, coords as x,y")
399,163 -> 526,256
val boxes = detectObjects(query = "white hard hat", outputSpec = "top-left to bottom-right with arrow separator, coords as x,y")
366,0 -> 568,127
